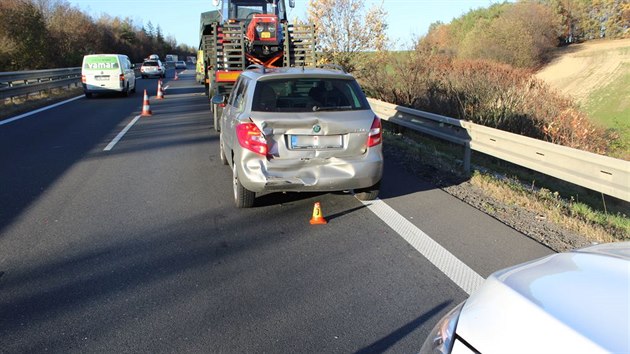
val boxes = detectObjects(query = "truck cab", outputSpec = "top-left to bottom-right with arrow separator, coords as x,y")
217,0 -> 295,58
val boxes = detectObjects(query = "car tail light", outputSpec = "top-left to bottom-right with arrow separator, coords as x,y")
236,122 -> 268,156
81,75 -> 86,83
367,116 -> 382,147
119,74 -> 125,82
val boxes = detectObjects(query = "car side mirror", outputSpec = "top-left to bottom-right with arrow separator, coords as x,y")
212,94 -> 226,105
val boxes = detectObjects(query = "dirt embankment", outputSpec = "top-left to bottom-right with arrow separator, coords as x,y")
535,38 -> 630,104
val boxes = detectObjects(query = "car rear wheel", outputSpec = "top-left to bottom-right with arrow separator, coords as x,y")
233,163 -> 255,208
84,92 -> 92,98
354,181 -> 380,201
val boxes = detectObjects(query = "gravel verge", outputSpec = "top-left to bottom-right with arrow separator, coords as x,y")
383,141 -> 594,253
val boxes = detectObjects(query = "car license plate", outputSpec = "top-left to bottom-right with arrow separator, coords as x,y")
261,32 -> 271,39
95,75 -> 109,81
290,135 -> 343,149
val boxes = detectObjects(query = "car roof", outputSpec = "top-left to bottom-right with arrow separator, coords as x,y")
242,66 -> 355,82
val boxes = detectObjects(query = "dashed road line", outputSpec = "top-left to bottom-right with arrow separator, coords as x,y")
104,115 -> 141,151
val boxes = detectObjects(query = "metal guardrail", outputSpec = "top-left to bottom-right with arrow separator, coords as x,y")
0,68 -> 82,100
368,98 -> 630,202
1,68 -> 627,201
0,65 -> 143,100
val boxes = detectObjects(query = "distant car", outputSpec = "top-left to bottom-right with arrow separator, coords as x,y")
420,241 -> 630,354
165,61 -> 175,68
148,54 -> 160,61
175,61 -> 187,69
214,65 -> 383,208
140,60 -> 165,78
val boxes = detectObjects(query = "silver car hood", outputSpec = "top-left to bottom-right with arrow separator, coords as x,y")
456,242 -> 630,354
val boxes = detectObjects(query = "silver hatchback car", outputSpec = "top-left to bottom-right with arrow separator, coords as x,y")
214,66 -> 383,208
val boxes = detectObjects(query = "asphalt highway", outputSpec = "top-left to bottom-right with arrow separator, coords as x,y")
0,67 -> 553,353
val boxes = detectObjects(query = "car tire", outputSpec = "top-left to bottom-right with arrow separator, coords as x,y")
84,92 -> 92,98
142,75 -> 147,79
233,162 -> 255,208
354,181 -> 381,201
219,135 -> 228,166
122,83 -> 129,97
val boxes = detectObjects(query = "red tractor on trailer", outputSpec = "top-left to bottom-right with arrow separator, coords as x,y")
199,0 -> 316,131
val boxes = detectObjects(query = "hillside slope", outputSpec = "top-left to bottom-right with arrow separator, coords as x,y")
535,39 -> 630,130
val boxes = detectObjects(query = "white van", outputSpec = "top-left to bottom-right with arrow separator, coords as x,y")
81,54 -> 136,98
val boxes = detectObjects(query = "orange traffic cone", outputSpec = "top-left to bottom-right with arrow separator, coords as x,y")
174,69 -> 179,80
156,80 -> 164,100
310,202 -> 327,225
141,89 -> 152,116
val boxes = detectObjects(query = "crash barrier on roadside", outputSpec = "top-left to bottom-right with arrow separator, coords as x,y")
0,65 -> 143,101
2,66 -> 626,201
0,68 -> 82,100
368,98 -> 630,202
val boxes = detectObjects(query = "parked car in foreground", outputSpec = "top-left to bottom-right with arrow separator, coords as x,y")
81,54 -> 136,98
420,241 -> 630,354
140,60 -> 165,78
214,65 -> 383,208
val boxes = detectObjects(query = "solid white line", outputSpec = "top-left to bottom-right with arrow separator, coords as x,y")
104,115 -> 141,151
360,198 -> 485,295
0,95 -> 84,126
163,85 -> 169,90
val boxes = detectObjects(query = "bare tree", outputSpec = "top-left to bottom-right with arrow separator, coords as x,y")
307,0 -> 388,72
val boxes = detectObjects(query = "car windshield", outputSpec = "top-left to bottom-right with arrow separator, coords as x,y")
229,0 -> 284,19
252,78 -> 370,113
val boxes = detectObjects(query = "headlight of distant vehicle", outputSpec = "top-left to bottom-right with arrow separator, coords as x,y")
419,302 -> 465,354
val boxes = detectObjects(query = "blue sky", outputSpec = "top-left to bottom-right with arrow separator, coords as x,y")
66,0 -> 501,48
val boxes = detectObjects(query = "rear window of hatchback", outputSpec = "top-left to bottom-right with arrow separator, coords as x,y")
251,78 -> 370,113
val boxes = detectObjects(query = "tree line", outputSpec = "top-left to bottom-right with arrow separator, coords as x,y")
0,0 -> 196,71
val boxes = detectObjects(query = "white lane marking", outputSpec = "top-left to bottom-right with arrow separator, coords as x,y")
104,115 -> 141,151
163,85 -> 170,90
0,95 -> 84,127
360,198 -> 485,294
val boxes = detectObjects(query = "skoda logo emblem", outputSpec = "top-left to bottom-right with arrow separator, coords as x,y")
313,125 -> 321,133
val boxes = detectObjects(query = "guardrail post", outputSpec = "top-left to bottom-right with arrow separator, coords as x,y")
463,141 -> 471,177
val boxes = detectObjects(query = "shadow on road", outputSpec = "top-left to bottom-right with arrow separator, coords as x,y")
356,301 -> 452,353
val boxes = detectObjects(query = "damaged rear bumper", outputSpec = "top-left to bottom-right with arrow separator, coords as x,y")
237,150 -> 383,193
